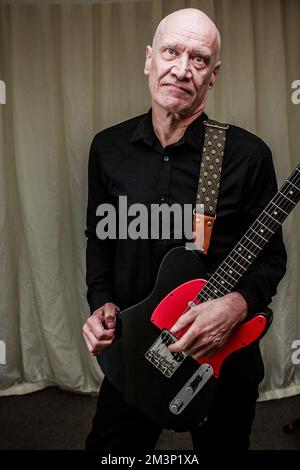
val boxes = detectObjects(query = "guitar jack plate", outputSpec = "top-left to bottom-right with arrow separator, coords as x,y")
169,364 -> 213,415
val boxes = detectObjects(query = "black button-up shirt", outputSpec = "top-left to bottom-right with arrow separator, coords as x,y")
85,110 -> 287,316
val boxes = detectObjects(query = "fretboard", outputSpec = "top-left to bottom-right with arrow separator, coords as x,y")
198,164 -> 300,302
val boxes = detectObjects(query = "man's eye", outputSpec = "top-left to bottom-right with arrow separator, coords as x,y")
194,56 -> 205,64
166,48 -> 176,55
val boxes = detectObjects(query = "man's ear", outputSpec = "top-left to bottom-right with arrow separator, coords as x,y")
144,45 -> 153,76
209,60 -> 221,88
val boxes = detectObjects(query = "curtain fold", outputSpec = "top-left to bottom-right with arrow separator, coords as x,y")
0,0 -> 299,400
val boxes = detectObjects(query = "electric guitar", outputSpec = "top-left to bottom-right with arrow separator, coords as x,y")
99,163 -> 300,431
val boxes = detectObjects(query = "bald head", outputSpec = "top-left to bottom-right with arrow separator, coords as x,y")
153,8 -> 221,63
144,8 -> 222,118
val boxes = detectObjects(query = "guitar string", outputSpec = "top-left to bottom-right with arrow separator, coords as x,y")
200,186 -> 299,299
201,170 -> 300,299
169,167 -> 300,323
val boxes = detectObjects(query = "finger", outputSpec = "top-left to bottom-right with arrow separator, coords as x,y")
83,331 -> 114,354
83,330 -> 103,353
83,324 -> 115,346
184,337 -> 221,360
170,307 -> 199,334
104,313 -> 117,329
92,338 -> 115,355
85,319 -> 115,340
103,305 -> 119,329
91,328 -> 115,341
185,342 -> 211,358
83,330 -> 94,353
168,327 -> 198,353
83,328 -> 100,350
191,345 -> 216,361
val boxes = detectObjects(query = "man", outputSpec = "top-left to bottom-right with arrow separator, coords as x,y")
83,8 -> 287,450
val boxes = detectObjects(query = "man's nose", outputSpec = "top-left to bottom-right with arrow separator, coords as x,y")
172,55 -> 192,80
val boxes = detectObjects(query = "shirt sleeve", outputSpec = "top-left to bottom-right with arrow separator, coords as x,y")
85,136 -> 116,313
234,141 -> 287,317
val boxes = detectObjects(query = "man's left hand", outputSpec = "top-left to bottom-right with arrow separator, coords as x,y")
167,292 -> 248,360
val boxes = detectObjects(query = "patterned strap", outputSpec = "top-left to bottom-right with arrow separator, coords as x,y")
193,119 -> 229,254
196,119 -> 229,216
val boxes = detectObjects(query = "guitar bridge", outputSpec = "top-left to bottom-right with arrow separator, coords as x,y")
145,330 -> 186,378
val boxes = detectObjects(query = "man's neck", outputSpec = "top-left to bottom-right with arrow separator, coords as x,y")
151,104 -> 205,148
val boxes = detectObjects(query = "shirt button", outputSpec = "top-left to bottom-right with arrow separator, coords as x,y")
160,195 -> 166,202
163,155 -> 170,162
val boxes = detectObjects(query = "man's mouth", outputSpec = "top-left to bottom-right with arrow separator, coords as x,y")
163,83 -> 192,95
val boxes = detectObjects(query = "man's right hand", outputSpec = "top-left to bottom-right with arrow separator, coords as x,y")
82,302 -> 120,356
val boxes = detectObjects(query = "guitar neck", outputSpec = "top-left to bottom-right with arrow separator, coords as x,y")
198,165 -> 300,302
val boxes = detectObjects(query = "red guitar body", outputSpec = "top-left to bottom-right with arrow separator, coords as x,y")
151,278 -> 268,378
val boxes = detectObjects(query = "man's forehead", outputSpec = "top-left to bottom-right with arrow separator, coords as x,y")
158,29 -> 215,51
152,9 -> 220,58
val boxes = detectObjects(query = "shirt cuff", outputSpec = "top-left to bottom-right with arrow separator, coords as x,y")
234,287 -> 268,319
88,291 -> 115,314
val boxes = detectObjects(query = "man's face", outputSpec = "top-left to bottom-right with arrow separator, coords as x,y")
144,16 -> 220,117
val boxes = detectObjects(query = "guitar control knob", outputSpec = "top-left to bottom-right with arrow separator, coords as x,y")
186,375 -> 202,395
170,399 -> 184,414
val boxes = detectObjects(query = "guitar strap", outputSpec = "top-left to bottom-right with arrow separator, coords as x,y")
193,119 -> 229,254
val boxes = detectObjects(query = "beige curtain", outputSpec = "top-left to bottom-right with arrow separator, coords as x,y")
0,0 -> 299,400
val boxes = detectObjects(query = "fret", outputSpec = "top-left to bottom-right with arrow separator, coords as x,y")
212,273 -> 235,289
236,242 -> 256,257
196,164 -> 300,305
249,227 -> 268,242
218,265 -> 238,283
200,294 -> 211,302
262,211 -> 281,225
286,170 -> 300,183
201,270 -> 237,302
203,288 -> 228,301
244,235 -> 261,250
228,255 -> 247,270
254,220 -> 275,235
278,191 -> 296,205
211,287 -> 223,296
210,284 -> 228,296
200,275 -> 237,302
207,284 -> 228,297
201,277 -> 231,299
222,260 -> 241,277
268,199 -> 288,218
198,293 -> 206,302
232,250 -> 252,265
269,201 -> 288,216
286,180 -> 299,191
205,277 -> 229,295
199,284 -> 220,298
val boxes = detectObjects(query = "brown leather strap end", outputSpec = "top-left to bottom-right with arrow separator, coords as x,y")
193,213 -> 216,255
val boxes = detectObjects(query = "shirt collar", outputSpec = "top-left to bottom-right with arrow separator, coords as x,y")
130,108 -> 208,152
